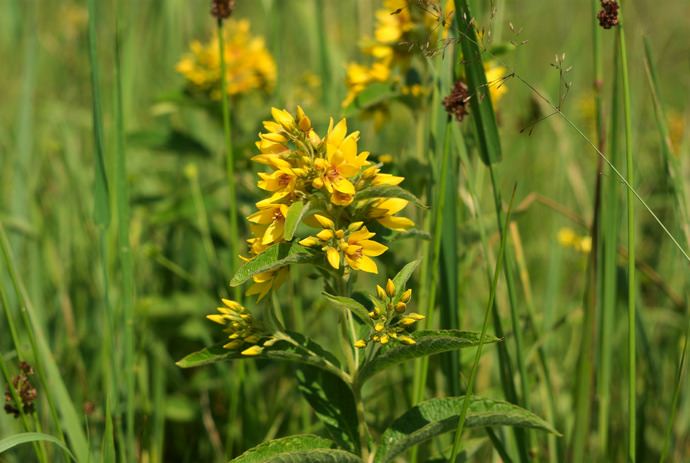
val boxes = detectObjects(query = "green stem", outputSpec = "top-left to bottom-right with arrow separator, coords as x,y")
488,164 -> 532,463
449,187 -> 517,461
216,18 -> 241,301
617,3 -> 636,461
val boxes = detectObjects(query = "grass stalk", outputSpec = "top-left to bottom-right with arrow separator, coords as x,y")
598,35 -> 622,461
449,186 -> 517,461
616,3 -> 637,460
113,12 -> 136,461
216,17 -> 241,301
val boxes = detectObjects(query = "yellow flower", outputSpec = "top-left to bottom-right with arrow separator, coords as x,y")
484,61 -> 508,106
344,224 -> 388,273
247,203 -> 289,245
367,198 -> 415,231
300,216 -> 387,274
246,267 -> 289,301
557,227 -> 592,254
314,119 -> 371,205
176,19 -> 276,99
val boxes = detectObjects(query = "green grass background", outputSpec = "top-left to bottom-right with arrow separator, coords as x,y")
1,0 -> 689,461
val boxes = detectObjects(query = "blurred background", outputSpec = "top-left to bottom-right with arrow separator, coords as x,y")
1,0 -> 689,461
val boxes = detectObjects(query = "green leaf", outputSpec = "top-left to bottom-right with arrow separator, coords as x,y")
322,293 -> 373,326
0,432 -> 76,461
284,201 -> 309,241
176,332 -> 343,380
391,260 -> 420,297
230,435 -> 336,463
355,330 -> 499,387
455,0 -> 502,165
343,82 -> 399,116
355,185 -> 426,208
241,449 -> 362,463
296,366 -> 361,454
373,396 -> 559,463
230,242 -> 314,286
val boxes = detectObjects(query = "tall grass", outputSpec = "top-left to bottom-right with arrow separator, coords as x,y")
1,1 -> 690,462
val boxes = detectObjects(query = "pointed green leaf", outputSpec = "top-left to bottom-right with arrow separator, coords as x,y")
355,330 -> 499,387
284,201 -> 309,241
230,242 -> 314,286
296,366 -> 360,453
391,260 -> 420,297
355,185 -> 426,207
176,332 -> 343,381
0,432 -> 76,461
322,293 -> 373,326
230,435 -> 337,463
455,0 -> 502,165
246,449 -> 362,463
374,396 -> 559,463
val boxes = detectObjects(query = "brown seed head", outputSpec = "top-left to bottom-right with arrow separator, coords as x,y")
597,0 -> 619,29
443,80 -> 470,122
211,0 -> 235,20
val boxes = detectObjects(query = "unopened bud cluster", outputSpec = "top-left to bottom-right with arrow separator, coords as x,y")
355,279 -> 423,348
207,299 -> 272,356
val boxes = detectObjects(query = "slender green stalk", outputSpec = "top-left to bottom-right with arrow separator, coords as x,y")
314,0 -> 332,110
449,186 -> 517,461
113,13 -> 136,461
598,36 -> 622,460
571,5 -> 606,457
488,165 -> 532,463
617,3 -> 636,460
216,18 -> 241,301
412,122 -> 452,403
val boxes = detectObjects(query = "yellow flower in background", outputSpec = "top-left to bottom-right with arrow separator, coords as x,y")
558,227 -> 592,254
176,19 -> 276,99
484,61 -> 508,106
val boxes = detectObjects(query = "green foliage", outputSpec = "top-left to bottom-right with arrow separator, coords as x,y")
176,331 -> 343,378
322,293 -> 374,326
230,435 -> 337,463
373,396 -> 559,463
230,242 -> 315,286
284,201 -> 310,241
0,433 -> 75,461
296,366 -> 361,453
355,330 -> 499,388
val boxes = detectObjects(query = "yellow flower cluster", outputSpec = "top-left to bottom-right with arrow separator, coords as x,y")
558,227 -> 592,254
207,299 -> 267,355
243,107 -> 416,297
176,19 -> 276,99
343,0 -> 453,108
355,278 -> 423,347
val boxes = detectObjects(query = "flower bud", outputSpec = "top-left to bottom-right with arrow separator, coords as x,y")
395,302 -> 406,313
376,285 -> 387,300
400,288 -> 412,303
386,279 -> 395,297
241,345 -> 264,356
379,334 -> 390,345
374,322 -> 385,333
398,335 -> 416,345
354,339 -> 367,349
